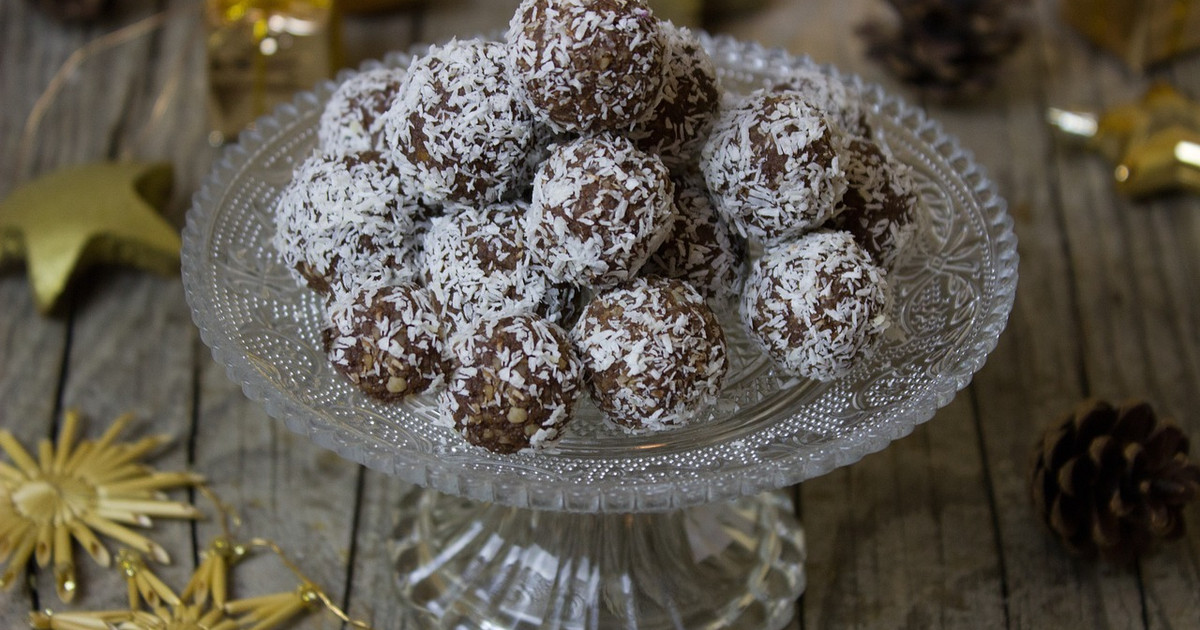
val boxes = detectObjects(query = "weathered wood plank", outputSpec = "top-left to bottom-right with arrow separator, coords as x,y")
1046,2 -> 1200,625
0,283 -> 66,622
1129,51 -> 1200,630
800,396 -> 1006,629
193,361 -> 364,629
27,0 -> 205,608
961,0 -> 1183,627
0,0 -> 196,619
0,0 -> 78,622
345,473 -> 421,627
122,0 -> 218,223
46,274 -> 197,611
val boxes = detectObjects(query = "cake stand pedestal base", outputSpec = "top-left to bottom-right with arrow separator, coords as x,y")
390,488 -> 806,629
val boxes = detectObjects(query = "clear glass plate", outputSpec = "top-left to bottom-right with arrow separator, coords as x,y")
183,34 -> 1018,514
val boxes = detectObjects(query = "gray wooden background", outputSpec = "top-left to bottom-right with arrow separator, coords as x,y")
2,0 -> 1199,627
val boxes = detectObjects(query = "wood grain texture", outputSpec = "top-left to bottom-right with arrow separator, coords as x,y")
930,8 -> 1145,626
0,1 -> 75,623
1033,0 -> 1200,623
959,0 -> 1199,627
193,357 -> 364,630
800,397 -> 1006,629
1,0 -> 197,619
45,275 -> 198,611
0,280 -> 64,622
4,0 -> 1200,627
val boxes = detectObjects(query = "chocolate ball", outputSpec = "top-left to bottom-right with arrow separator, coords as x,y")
827,136 -> 919,270
768,66 -> 869,138
526,134 -> 676,287
383,39 -> 534,205
319,67 -> 407,156
325,281 -> 449,401
441,313 -> 583,453
625,21 -> 722,171
641,176 -> 745,305
741,230 -> 891,381
273,151 -> 422,294
701,88 -> 848,244
572,276 -> 728,431
423,202 -> 565,336
507,0 -> 666,133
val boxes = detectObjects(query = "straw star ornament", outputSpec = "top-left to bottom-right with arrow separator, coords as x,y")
30,548 -> 244,630
0,410 -> 203,602
29,539 -> 372,630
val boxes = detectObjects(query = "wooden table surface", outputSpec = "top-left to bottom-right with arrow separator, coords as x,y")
3,0 -> 1200,627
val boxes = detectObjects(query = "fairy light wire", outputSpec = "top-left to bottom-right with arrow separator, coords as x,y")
16,2 -> 198,178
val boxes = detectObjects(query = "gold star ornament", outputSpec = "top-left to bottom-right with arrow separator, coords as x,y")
1047,83 -> 1200,197
0,410 -> 203,602
0,161 -> 180,314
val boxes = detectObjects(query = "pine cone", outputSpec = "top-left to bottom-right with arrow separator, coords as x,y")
1030,399 -> 1200,564
857,0 -> 1025,102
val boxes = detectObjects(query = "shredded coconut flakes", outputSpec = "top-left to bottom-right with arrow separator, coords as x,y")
527,134 -> 676,287
572,276 -> 727,431
700,88 -> 849,245
439,313 -> 582,453
381,38 -> 534,205
741,230 -> 891,381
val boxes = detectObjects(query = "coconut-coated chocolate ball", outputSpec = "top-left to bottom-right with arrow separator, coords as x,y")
273,151 -> 422,294
572,276 -> 727,431
625,21 -> 722,171
507,0 -> 667,133
768,66 -> 869,138
319,67 -> 408,156
423,202 -> 565,336
640,176 -> 745,305
440,313 -> 583,453
325,281 -> 449,401
701,88 -> 848,244
526,134 -> 676,287
827,136 -> 919,270
741,230 -> 891,381
383,39 -> 534,205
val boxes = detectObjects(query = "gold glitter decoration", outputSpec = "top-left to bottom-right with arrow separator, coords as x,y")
0,410 -> 203,602
1047,82 -> 1200,196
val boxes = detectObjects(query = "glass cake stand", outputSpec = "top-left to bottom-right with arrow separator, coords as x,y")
183,34 -> 1018,630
